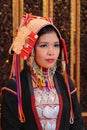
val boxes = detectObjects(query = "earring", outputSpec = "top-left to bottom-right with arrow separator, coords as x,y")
50,62 -> 57,75
27,49 -> 35,66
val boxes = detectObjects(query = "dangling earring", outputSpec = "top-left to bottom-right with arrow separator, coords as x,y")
50,62 -> 57,75
27,49 -> 35,66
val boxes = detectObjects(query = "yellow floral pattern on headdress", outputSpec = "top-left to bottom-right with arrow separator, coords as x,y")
9,26 -> 31,54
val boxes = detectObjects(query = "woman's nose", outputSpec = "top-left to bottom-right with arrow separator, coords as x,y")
47,47 -> 54,55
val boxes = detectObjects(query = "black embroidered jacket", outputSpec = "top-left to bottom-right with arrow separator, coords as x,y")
1,69 -> 84,130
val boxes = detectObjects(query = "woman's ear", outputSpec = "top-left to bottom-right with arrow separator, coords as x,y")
61,38 -> 68,64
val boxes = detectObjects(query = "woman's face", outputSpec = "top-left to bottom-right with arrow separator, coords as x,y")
35,31 -> 60,68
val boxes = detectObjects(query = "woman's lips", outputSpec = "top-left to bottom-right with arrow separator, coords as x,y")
45,59 -> 55,63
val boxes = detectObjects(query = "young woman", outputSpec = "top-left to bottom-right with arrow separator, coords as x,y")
1,14 -> 84,130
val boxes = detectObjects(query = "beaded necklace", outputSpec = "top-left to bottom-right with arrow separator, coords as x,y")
29,60 -> 56,91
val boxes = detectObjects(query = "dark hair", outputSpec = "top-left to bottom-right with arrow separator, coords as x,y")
37,25 -> 60,40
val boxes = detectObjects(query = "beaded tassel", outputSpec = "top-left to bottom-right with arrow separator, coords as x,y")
44,68 -> 50,92
63,67 -> 74,124
12,54 -> 26,123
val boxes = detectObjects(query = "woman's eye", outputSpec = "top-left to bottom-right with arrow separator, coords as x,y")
54,43 -> 60,47
39,44 -> 47,47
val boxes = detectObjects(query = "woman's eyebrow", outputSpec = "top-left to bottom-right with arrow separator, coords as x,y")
54,41 -> 60,44
37,42 -> 48,45
37,40 -> 60,45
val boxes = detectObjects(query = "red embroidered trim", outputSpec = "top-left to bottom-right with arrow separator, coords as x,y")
56,94 -> 63,130
36,103 -> 59,107
39,117 -> 57,120
31,95 -> 42,130
1,87 -> 17,95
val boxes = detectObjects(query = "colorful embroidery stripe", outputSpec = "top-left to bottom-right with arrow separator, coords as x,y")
1,87 -> 17,95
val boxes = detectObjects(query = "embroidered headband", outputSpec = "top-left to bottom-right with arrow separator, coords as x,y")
9,13 -> 68,64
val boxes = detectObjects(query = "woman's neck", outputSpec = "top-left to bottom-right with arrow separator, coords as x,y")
32,60 -> 56,77
29,60 -> 56,91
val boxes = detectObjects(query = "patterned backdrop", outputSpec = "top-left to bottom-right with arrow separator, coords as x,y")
80,0 -> 87,112
0,0 -> 13,88
80,2 -> 87,129
24,0 -> 43,16
53,0 -> 70,72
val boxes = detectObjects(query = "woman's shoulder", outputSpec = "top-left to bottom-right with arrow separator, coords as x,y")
55,71 -> 75,92
55,71 -> 65,82
1,69 -> 27,93
20,68 -> 30,79
1,68 -> 30,98
1,78 -> 17,95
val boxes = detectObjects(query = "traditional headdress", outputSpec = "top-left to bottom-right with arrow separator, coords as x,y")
9,13 -> 74,124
